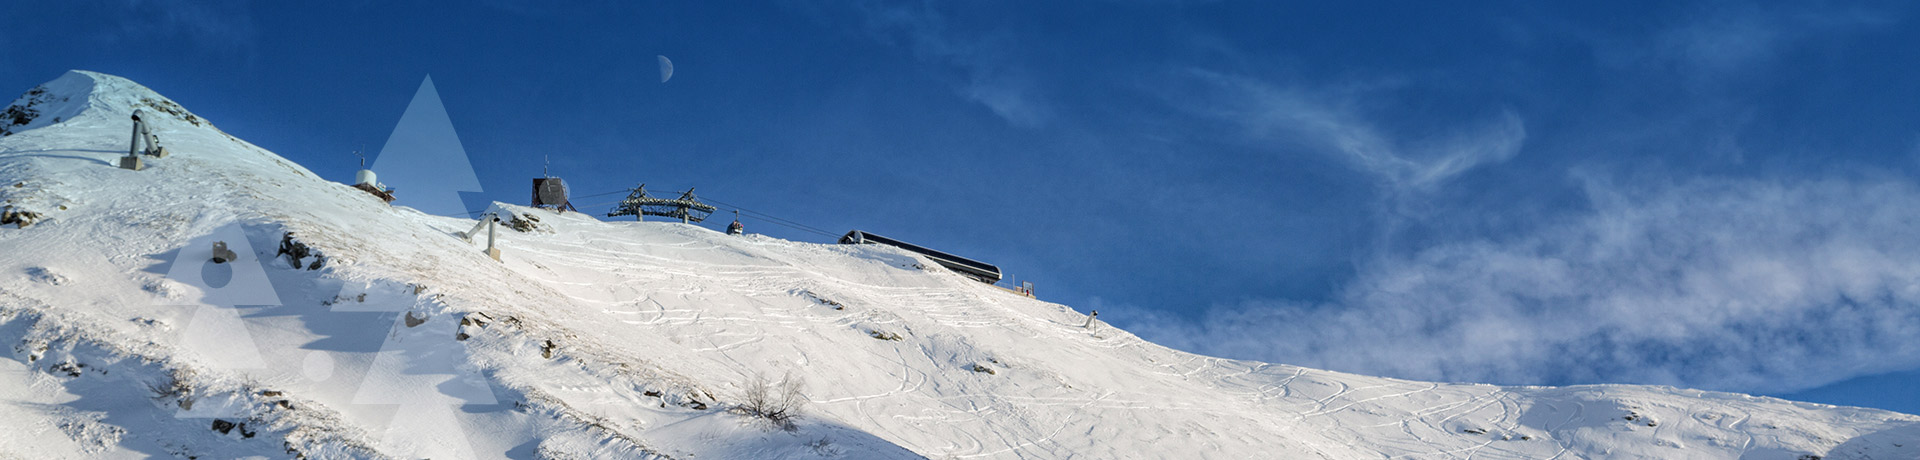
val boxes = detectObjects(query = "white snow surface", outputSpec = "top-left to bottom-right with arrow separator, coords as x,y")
0,70 -> 1916,459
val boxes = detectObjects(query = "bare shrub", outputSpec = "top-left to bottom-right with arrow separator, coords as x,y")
736,371 -> 806,430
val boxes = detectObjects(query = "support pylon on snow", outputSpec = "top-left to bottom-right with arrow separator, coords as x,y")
485,217 -> 500,261
606,184 -> 716,223
461,212 -> 503,262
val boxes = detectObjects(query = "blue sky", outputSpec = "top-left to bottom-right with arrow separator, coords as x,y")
6,1 -> 1920,414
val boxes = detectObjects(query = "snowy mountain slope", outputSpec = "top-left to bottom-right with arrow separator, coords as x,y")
0,70 -> 1916,459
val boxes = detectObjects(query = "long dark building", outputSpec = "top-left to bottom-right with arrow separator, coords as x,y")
839,230 -> 1002,284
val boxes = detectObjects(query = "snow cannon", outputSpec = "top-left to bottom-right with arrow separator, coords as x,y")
210,241 -> 238,264
119,110 -> 170,170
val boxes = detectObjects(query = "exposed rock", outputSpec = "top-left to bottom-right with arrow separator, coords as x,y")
799,290 -> 845,310
2,205 -> 43,228
507,213 -> 540,232
48,360 -> 85,377
275,233 -> 325,270
1,86 -> 52,137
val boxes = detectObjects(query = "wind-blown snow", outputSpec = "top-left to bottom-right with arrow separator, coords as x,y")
0,70 -> 1916,459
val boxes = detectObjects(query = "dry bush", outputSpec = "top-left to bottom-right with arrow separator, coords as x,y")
737,371 -> 806,430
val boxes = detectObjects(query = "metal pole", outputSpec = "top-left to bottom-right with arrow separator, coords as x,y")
120,118 -> 146,170
462,213 -> 490,242
484,216 -> 502,262
128,122 -> 142,156
139,123 -> 153,155
1083,310 -> 1098,328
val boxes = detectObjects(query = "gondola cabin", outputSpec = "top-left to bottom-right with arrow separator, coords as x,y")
839,230 -> 1002,284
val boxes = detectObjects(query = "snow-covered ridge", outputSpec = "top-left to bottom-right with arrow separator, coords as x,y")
2,70 -> 213,138
0,70 -> 1916,459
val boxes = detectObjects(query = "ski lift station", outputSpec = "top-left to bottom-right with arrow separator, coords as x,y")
839,230 -> 1002,285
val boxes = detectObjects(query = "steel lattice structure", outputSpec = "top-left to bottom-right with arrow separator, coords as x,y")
606,184 -> 716,223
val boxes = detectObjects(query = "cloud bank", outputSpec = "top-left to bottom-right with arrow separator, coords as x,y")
1117,175 -> 1920,394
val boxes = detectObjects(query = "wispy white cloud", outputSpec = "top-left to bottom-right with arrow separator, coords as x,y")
846,1 -> 1052,128
1116,174 -> 1920,394
1186,71 -> 1526,195
1110,3 -> 1916,397
1593,4 -> 1893,78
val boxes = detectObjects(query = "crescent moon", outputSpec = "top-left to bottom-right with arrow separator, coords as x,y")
658,55 -> 673,83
